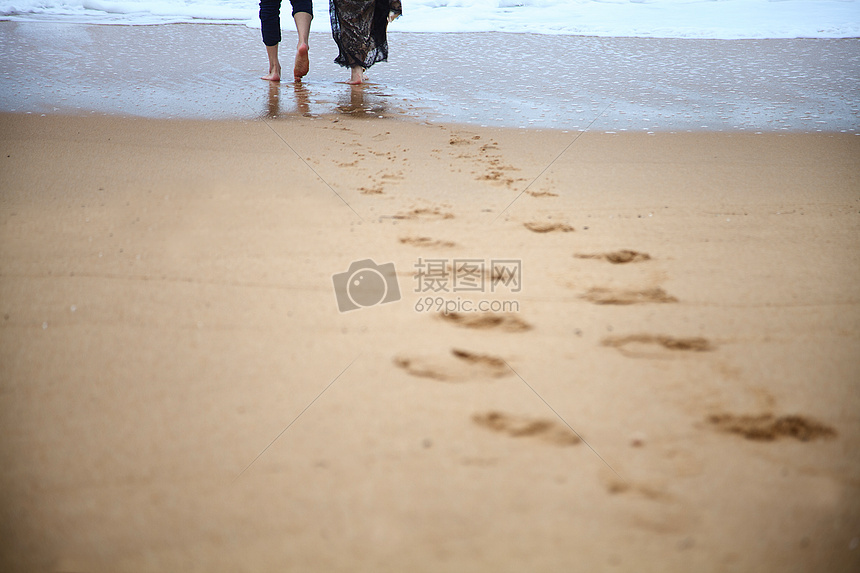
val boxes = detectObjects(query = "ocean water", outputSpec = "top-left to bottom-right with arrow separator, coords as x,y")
1,4 -> 858,128
0,0 -> 858,39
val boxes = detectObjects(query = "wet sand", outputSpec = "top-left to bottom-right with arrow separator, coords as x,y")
0,21 -> 858,131
1,110 -> 859,571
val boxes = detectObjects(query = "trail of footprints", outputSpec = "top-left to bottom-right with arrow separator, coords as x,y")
392,298 -> 581,446
327,125 -> 526,196
321,125 -> 407,196
441,130 -> 526,187
574,249 -> 836,441
393,239 -> 715,454
359,129 -> 838,465
391,205 -> 459,248
322,127 -> 835,453
391,226 -> 836,463
573,248 -> 680,306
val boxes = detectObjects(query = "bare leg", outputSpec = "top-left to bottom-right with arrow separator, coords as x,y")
347,66 -> 367,85
262,44 -> 281,82
293,11 -> 312,81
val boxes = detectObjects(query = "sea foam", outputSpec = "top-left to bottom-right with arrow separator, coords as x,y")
0,0 -> 858,39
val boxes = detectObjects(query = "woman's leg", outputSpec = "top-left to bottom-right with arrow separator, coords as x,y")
292,9 -> 312,80
260,0 -> 283,81
348,66 -> 367,85
262,44 -> 281,81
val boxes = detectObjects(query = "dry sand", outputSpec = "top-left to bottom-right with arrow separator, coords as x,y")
1,111 -> 859,571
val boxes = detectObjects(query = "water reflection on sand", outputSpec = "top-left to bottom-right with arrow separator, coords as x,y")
262,82 -> 312,119
261,80 -> 394,120
335,84 -> 390,117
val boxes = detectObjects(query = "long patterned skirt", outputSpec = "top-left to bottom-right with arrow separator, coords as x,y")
330,0 -> 402,69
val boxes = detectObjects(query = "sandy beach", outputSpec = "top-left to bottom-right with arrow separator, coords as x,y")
1,17 -> 860,573
1,109 -> 859,571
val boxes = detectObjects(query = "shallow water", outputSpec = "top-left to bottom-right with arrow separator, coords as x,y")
1,22 -> 858,131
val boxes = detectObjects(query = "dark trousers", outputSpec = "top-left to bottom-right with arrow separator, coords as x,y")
260,0 -> 314,46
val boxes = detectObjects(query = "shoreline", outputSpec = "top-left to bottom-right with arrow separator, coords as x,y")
6,109 -> 859,137
1,21 -> 858,131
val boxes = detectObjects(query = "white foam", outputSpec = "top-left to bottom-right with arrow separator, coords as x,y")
0,0 -> 858,39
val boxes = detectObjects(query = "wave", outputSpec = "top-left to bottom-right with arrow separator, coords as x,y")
1,0 -> 858,39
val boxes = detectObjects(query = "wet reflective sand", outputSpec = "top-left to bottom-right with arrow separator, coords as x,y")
1,21 -> 858,131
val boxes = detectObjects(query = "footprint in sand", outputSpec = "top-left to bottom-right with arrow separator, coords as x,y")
449,134 -> 473,146
358,172 -> 403,195
399,236 -> 456,248
393,207 -> 454,220
441,130 -> 522,187
597,472 -> 693,534
602,334 -> 713,358
604,479 -> 671,501
438,312 -> 532,332
359,184 -> 384,195
476,163 -> 521,186
575,250 -> 652,264
393,348 -> 510,381
581,287 -> 677,305
524,221 -> 575,233
708,413 -> 836,442
472,411 -> 581,446
478,171 -> 514,184
476,142 -> 522,186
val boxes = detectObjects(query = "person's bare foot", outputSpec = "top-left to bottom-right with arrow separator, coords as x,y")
293,43 -> 309,81
262,64 -> 281,82
346,66 -> 367,85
